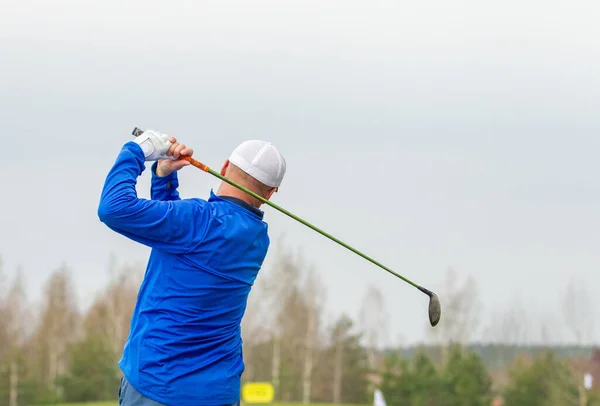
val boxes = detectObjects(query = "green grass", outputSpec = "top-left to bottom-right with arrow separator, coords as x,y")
47,403 -> 364,406
47,403 -> 115,406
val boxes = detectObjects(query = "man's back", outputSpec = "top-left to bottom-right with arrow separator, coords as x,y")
119,192 -> 270,406
99,134 -> 285,406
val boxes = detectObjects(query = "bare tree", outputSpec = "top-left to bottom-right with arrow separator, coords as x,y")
84,260 -> 143,360
302,266 -> 326,404
331,315 -> 353,404
427,268 -> 482,360
333,338 -> 343,405
271,334 -> 281,398
537,309 -> 562,346
247,238 -> 327,402
482,296 -> 530,345
267,241 -> 302,399
358,285 -> 389,370
0,256 -> 7,363
242,236 -> 304,399
563,276 -> 596,345
562,276 -> 597,406
31,264 -> 80,397
3,269 -> 29,406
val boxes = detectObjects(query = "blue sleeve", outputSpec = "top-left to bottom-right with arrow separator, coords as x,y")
97,141 -> 208,254
150,161 -> 181,201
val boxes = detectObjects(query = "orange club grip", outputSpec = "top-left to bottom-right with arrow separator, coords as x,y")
183,156 -> 210,172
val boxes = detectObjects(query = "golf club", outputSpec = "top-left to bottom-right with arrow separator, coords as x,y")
132,127 -> 441,327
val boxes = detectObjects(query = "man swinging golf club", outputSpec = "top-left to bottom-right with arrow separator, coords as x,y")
98,129 -> 286,406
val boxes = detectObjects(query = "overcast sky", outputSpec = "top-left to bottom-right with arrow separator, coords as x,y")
1,0 -> 599,345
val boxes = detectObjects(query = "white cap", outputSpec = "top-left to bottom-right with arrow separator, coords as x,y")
228,140 -> 287,188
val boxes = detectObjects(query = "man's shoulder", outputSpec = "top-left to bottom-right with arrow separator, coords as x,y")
168,195 -> 268,231
208,199 -> 263,220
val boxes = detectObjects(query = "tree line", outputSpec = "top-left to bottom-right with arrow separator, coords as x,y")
381,344 -> 600,406
0,239 -> 598,405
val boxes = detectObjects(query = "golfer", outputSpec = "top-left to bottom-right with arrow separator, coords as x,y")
98,129 -> 286,406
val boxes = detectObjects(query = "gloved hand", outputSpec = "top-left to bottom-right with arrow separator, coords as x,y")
133,129 -> 175,161
155,139 -> 194,177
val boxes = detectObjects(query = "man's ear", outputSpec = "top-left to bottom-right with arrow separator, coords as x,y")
265,187 -> 277,200
220,160 -> 230,176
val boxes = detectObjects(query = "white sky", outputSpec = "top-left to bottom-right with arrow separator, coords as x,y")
1,0 -> 600,345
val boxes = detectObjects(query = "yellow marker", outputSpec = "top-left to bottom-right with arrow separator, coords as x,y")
242,382 -> 275,404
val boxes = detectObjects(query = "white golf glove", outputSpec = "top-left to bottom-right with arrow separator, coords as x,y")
133,129 -> 174,161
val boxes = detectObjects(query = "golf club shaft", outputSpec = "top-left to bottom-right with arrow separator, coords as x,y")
181,155 -> 421,290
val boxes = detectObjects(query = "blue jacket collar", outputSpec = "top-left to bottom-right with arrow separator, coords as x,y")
209,190 -> 264,219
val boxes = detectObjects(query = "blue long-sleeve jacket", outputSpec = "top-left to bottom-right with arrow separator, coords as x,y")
98,141 -> 270,405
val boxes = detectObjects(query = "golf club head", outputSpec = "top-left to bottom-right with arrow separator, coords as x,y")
428,292 -> 441,327
132,127 -> 144,137
418,286 -> 441,327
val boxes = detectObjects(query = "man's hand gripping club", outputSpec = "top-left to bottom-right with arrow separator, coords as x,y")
133,129 -> 194,177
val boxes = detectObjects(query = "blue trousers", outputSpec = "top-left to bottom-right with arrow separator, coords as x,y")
118,376 -> 240,406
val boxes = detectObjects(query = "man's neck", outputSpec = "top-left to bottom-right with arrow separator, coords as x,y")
216,183 -> 262,208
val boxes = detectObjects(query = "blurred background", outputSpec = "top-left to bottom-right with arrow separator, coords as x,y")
1,0 -> 599,405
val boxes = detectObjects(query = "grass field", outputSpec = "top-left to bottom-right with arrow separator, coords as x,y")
48,403 -> 364,406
